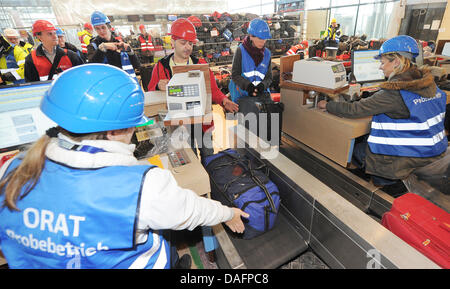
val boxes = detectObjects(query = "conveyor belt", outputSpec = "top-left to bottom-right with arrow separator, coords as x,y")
280,133 -> 450,213
212,125 -> 441,269
280,133 -> 393,219
214,207 -> 308,269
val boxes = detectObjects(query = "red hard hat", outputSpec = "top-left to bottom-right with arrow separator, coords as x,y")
301,40 -> 308,48
187,16 -> 202,28
139,24 -> 145,31
32,20 -> 56,36
84,23 -> 93,30
170,18 -> 197,43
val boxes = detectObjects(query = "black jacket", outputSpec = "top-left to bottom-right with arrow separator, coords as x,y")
87,35 -> 140,70
326,67 -> 446,180
24,44 -> 84,82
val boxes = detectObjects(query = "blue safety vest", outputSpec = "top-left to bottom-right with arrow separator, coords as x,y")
0,157 -> 170,269
368,88 -> 448,158
229,44 -> 271,102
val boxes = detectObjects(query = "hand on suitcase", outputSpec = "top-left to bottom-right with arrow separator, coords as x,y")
222,97 -> 239,113
225,208 -> 250,233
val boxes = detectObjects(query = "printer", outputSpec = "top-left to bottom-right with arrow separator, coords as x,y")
166,70 -> 207,118
292,58 -> 347,89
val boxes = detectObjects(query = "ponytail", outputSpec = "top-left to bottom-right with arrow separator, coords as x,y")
0,127 -> 108,210
0,135 -> 51,211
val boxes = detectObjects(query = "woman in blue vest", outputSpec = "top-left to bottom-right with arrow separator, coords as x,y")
318,35 -> 448,187
0,64 -> 248,269
229,18 -> 272,103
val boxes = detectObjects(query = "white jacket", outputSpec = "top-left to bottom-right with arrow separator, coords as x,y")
0,135 -> 234,243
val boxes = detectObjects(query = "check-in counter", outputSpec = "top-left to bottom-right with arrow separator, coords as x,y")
279,54 -> 371,167
282,89 -> 371,167
144,91 -> 167,117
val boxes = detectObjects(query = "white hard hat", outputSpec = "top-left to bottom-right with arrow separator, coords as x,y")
3,28 -> 20,37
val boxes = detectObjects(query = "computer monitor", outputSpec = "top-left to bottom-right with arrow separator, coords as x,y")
436,39 -> 450,55
351,50 -> 385,83
442,42 -> 450,57
0,81 -> 56,152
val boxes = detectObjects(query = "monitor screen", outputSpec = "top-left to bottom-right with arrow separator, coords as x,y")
0,82 -> 56,152
351,50 -> 385,83
442,42 -> 450,57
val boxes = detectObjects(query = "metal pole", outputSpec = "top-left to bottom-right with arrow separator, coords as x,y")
353,0 -> 361,36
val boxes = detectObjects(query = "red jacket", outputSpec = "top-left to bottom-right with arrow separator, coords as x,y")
148,53 -> 227,132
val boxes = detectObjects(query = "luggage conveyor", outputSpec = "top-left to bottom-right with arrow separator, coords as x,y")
280,133 -> 394,219
210,125 -> 440,269
280,133 -> 450,214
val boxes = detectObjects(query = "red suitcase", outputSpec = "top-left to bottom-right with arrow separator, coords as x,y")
382,193 -> 450,268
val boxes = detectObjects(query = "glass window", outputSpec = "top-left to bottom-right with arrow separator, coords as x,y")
228,0 -> 275,15
354,1 -> 395,39
359,0 -> 387,3
306,0 -> 331,10
0,0 -> 56,29
331,0 -> 359,6
329,6 -> 358,36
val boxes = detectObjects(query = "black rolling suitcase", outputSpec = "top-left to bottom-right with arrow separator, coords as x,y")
237,92 -> 284,146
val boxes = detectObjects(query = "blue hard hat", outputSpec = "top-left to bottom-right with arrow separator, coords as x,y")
56,28 -> 64,36
40,64 -> 148,134
375,35 -> 419,60
247,18 -> 271,40
91,11 -> 110,27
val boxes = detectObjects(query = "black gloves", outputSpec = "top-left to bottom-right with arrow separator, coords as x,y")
246,83 -> 266,96
256,83 -> 265,94
246,83 -> 256,96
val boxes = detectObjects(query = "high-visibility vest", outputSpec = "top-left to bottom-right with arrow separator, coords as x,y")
30,48 -> 73,81
77,30 -> 92,54
228,44 -> 271,102
0,45 -> 28,84
0,157 -> 170,269
139,34 -> 154,52
286,44 -> 308,57
368,88 -> 447,158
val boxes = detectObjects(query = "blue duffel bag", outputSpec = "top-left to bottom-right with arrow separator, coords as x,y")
204,149 -> 280,239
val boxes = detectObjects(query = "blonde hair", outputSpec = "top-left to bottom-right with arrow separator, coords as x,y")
0,127 -> 107,211
382,53 -> 413,79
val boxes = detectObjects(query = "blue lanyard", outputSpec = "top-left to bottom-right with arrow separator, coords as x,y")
58,139 -> 107,154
